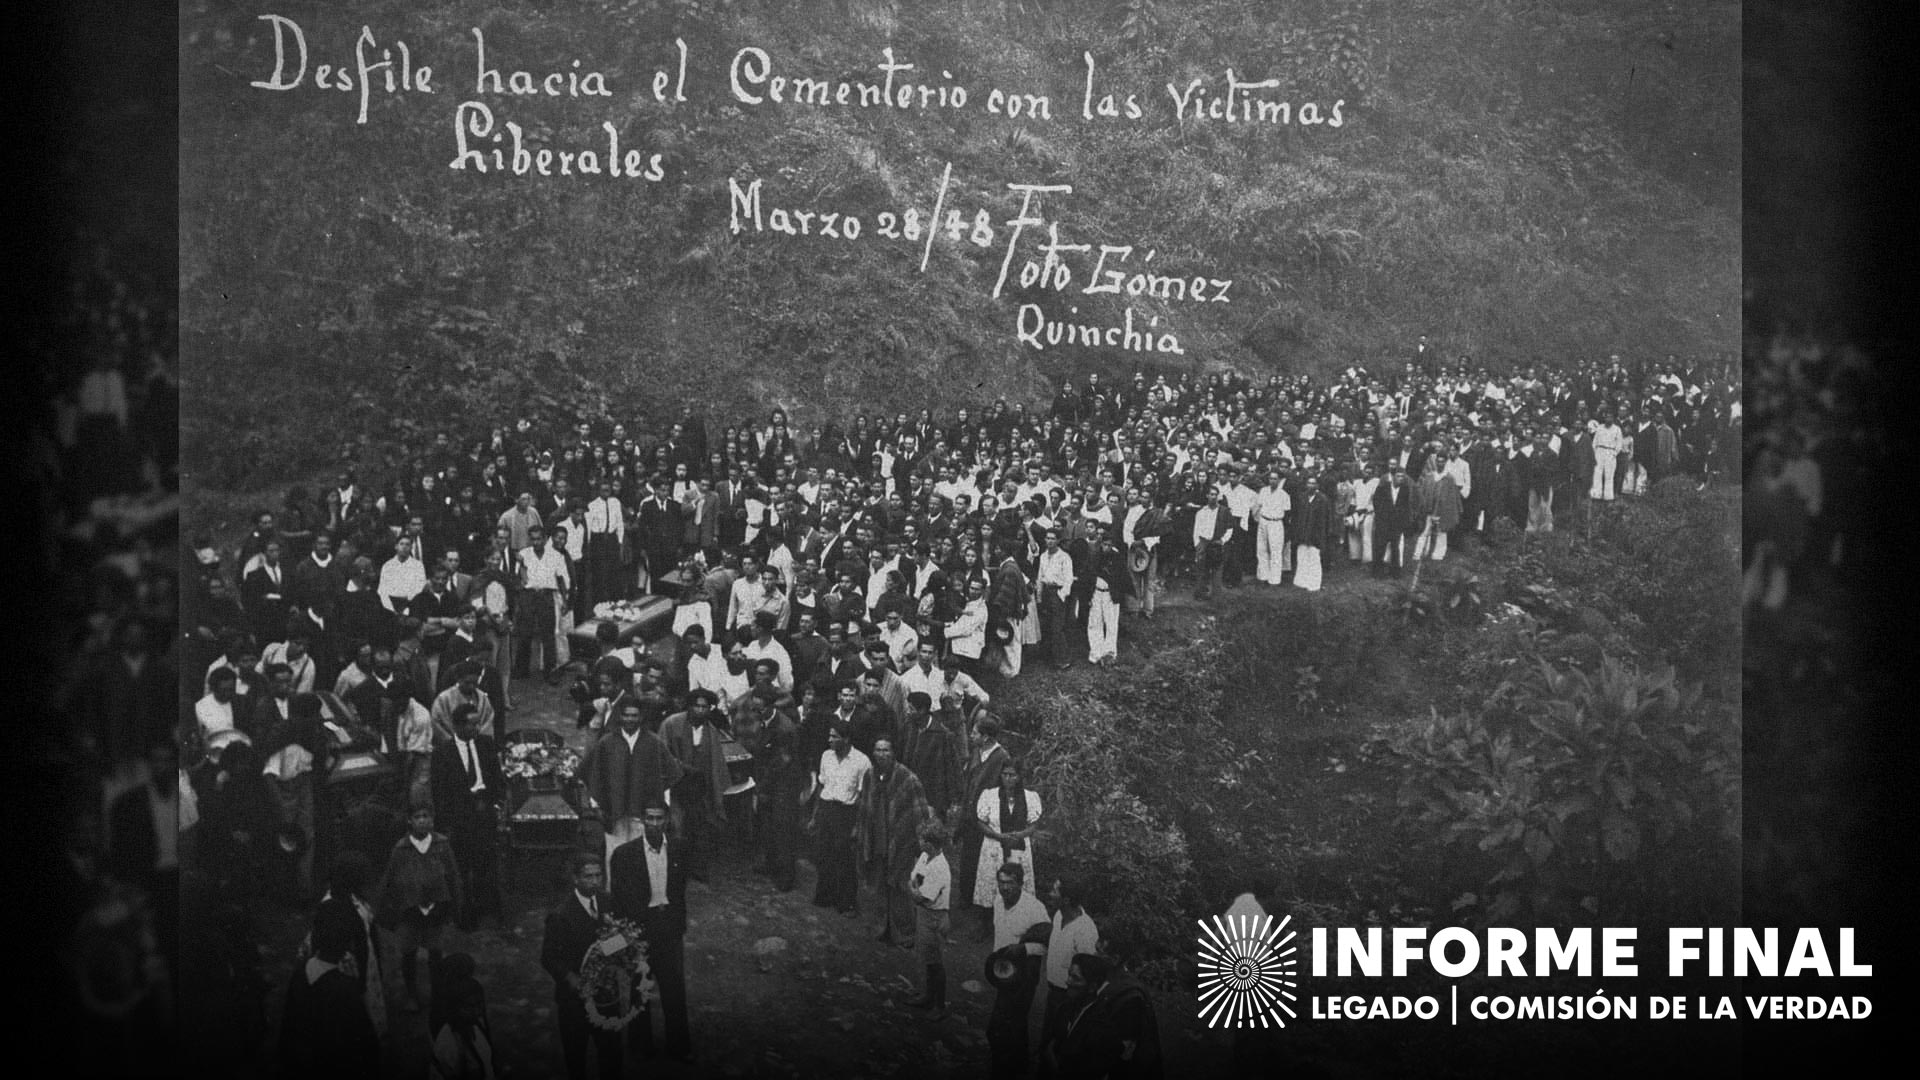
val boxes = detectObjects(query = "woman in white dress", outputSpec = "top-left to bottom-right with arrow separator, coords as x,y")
973,761 -> 1043,906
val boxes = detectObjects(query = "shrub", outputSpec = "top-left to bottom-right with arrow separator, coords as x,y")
1387,654 -> 1740,927
1022,690 -> 1199,970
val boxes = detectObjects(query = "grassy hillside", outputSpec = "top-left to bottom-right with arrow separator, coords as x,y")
182,0 -> 1737,491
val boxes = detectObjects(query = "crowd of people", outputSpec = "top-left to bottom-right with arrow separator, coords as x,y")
162,343 -> 1736,1077
184,347 -> 1739,711
34,237 -> 182,1074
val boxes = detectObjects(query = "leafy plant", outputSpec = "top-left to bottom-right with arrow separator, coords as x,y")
1388,654 -> 1738,926
1292,664 -> 1322,715
1119,0 -> 1162,55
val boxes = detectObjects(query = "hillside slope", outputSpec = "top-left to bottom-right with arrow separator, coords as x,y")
181,0 -> 1736,491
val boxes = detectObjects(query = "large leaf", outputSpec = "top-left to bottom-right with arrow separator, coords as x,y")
1548,792 -> 1595,822
1601,815 -> 1641,862
1606,771 -> 1636,811
1523,827 -> 1554,866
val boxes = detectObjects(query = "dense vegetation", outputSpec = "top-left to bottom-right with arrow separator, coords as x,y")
182,0 -> 1737,493
1007,486 -> 1741,985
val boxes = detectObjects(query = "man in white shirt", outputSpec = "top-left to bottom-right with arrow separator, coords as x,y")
195,667 -> 240,741
1221,467 -> 1258,588
260,631 -> 318,693
810,723 -> 871,915
878,610 -> 919,671
900,641 -> 945,703
679,624 -> 732,702
498,492 -> 541,553
263,694 -> 323,901
378,536 -> 428,613
908,822 -> 954,1019
583,480 -> 625,607
739,611 -> 795,694
1347,464 -> 1380,563
515,525 -> 570,681
1035,530 -> 1075,670
1252,468 -> 1291,585
864,552 -> 895,621
607,801 -> 694,1060
1119,489 -> 1160,620
1590,410 -> 1624,502
988,863 -> 1052,1078
1191,488 -> 1233,599
1040,876 -> 1101,1060
726,556 -> 772,641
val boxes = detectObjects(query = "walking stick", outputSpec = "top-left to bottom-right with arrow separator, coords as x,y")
1407,518 -> 1435,592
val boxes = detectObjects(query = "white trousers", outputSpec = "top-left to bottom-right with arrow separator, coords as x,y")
1256,519 -> 1288,583
1087,590 -> 1120,663
997,636 -> 1023,678
1347,515 -> 1373,561
1590,450 -> 1618,501
1293,545 -> 1323,591
1527,490 -> 1554,532
554,592 -> 573,666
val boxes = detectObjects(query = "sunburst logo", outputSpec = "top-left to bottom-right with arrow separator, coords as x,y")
1196,913 -> 1299,1028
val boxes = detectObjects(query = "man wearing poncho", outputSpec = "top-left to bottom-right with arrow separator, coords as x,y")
660,689 -> 731,882
579,700 -> 684,872
861,737 -> 932,949
1291,476 -> 1338,592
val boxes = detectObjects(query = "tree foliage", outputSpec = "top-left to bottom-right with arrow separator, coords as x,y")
1386,655 -> 1739,927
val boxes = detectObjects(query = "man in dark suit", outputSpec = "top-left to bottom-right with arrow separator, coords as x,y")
108,738 -> 182,970
288,531 -> 348,618
1411,333 -> 1440,377
684,478 -> 722,554
440,548 -> 477,605
408,565 -> 467,630
279,914 -> 381,1080
636,477 -> 684,595
1373,466 -> 1414,576
343,646 -> 405,748
310,850 -> 381,1030
715,468 -> 750,549
243,538 -> 293,646
1047,952 -> 1163,1080
437,608 -> 485,695
608,801 -> 693,1062
811,625 -> 866,697
429,704 -> 505,929
542,852 -> 624,1080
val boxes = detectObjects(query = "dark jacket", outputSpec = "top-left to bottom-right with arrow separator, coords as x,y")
1055,974 -> 1164,1080
1295,492 -> 1337,549
1372,479 -> 1415,537
540,892 -> 607,1002
608,835 -> 689,940
429,735 -> 505,829
278,965 -> 380,1080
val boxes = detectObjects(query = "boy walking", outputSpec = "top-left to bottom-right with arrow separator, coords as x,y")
908,821 -> 952,1021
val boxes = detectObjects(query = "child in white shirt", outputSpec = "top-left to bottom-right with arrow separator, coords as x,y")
908,822 -> 953,1019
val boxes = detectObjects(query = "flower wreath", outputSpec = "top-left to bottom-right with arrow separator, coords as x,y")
502,741 -> 581,781
578,916 -> 656,1032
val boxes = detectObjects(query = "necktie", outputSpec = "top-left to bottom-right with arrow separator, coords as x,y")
464,742 -> 479,786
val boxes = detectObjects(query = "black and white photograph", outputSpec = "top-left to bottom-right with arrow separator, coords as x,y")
22,0 -> 1906,1076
